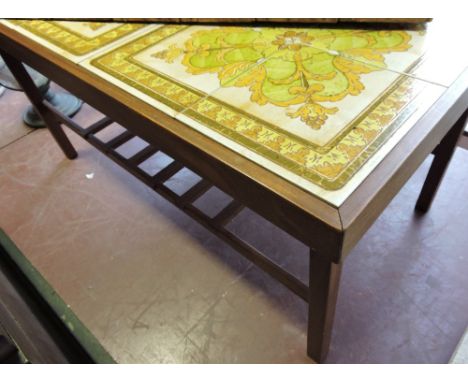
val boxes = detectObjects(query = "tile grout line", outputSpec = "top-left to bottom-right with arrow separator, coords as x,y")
173,54 -> 275,119
300,42 -> 448,88
74,24 -> 162,65
173,38 -> 447,123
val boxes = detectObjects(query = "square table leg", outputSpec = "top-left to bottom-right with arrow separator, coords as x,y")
415,108 -> 468,213
0,51 -> 77,160
307,250 -> 343,363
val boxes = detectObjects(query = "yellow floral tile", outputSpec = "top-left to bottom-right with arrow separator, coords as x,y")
177,74 -> 444,205
81,24 -> 197,119
188,50 -> 414,151
130,25 -> 279,105
0,19 -> 157,63
307,28 -> 426,72
312,20 -> 466,88
80,24 -> 447,205
154,26 -> 424,135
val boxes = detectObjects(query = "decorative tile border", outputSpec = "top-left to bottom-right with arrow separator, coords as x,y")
9,20 -> 146,56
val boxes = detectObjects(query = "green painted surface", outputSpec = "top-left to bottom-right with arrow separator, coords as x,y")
0,228 -> 115,364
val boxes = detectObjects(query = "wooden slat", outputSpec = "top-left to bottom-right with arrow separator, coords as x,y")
151,161 -> 184,185
43,116 -> 309,301
212,200 -> 244,226
157,185 -> 309,302
186,204 -> 309,301
105,130 -> 134,149
128,145 -> 159,166
84,117 -> 113,137
43,100 -> 82,133
82,137 -> 307,300
81,137 -> 307,301
180,179 -> 212,205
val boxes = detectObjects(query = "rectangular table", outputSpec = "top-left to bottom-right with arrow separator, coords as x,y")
0,19 -> 467,362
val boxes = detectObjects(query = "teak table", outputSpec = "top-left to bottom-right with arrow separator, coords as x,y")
0,20 -> 467,362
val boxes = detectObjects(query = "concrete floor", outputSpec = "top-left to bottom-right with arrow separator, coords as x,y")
0,86 -> 467,363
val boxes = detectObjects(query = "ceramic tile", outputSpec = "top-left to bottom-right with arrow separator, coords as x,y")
0,19 -> 158,63
409,19 -> 468,87
80,24 -> 279,118
175,56 -> 446,206
299,20 -> 466,88
79,25 -> 191,119
178,47 -> 417,147
130,25 -> 279,106
301,27 -> 425,76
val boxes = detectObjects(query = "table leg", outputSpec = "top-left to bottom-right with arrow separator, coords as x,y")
415,108 -> 468,213
307,249 -> 342,363
0,51 -> 77,159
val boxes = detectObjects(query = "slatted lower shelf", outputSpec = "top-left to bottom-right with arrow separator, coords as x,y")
47,103 -> 309,302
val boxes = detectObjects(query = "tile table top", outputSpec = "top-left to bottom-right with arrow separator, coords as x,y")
2,20 -> 463,206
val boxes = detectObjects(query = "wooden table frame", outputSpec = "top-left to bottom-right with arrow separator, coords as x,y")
1,25 -> 467,362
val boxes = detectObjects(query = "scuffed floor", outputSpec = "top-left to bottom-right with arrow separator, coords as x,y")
0,87 -> 467,363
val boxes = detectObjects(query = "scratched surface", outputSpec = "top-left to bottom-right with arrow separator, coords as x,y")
1,91 -> 468,362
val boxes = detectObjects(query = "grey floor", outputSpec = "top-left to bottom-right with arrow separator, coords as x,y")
0,87 -> 467,363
